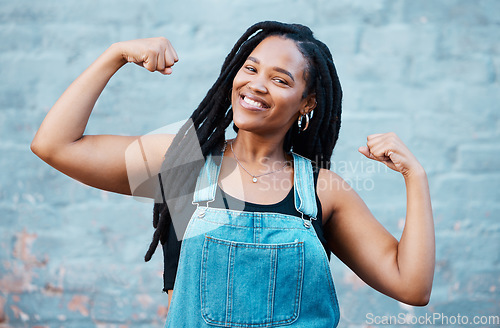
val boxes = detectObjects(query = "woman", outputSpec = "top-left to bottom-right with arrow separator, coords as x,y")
31,21 -> 434,327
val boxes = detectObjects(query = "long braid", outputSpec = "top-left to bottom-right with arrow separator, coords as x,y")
145,21 -> 343,262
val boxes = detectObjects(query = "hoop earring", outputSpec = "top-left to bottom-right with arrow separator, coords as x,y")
297,113 -> 310,132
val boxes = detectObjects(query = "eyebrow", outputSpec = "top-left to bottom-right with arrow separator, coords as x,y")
248,56 -> 295,82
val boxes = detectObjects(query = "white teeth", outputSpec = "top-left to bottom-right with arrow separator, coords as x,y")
243,96 -> 265,108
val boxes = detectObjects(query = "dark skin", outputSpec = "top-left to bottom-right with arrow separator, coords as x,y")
31,35 -> 435,312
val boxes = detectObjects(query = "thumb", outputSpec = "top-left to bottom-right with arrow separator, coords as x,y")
358,146 -> 371,159
160,67 -> 173,75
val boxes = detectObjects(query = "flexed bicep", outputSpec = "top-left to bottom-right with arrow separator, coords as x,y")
33,133 -> 175,198
31,37 -> 180,197
320,145 -> 433,306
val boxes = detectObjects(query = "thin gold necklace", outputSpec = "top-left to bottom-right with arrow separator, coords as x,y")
229,141 -> 289,183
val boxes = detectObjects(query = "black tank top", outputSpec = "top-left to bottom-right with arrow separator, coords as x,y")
162,167 -> 330,292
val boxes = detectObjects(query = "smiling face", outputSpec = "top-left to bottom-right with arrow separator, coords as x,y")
231,35 -> 316,136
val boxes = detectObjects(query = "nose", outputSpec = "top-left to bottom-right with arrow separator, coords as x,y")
247,75 -> 268,94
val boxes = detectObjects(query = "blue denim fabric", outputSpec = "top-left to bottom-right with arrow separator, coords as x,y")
165,149 -> 340,327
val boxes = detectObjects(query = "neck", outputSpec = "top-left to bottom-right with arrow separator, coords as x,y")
229,130 -> 290,164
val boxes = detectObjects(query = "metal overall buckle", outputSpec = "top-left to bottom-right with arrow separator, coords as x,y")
192,199 -> 214,218
301,212 -> 317,228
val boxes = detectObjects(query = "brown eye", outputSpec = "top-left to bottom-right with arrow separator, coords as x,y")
245,66 -> 256,73
274,78 -> 288,85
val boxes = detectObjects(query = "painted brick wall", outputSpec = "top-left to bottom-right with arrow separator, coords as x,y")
1,0 -> 499,327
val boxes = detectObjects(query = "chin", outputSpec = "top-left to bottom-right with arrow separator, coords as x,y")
232,119 -> 255,132
232,110 -> 257,130
233,114 -> 267,132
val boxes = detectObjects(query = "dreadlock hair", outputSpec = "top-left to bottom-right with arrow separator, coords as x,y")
144,21 -> 343,262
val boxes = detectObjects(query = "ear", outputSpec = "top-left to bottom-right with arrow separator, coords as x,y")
301,93 -> 317,115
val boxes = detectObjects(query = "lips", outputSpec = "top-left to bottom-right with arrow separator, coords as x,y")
238,93 -> 270,111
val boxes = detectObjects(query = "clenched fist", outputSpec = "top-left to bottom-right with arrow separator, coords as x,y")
114,37 -> 179,75
358,132 -> 425,178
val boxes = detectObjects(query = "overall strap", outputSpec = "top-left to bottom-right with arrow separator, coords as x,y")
292,152 -> 318,220
192,145 -> 319,223
192,148 -> 225,205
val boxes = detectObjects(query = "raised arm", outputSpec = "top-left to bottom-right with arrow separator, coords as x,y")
30,38 -> 179,197
320,132 -> 435,306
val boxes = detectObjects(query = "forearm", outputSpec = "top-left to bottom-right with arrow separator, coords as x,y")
31,43 -> 126,154
396,167 -> 435,303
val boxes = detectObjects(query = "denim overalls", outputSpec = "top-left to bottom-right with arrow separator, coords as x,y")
165,147 -> 340,327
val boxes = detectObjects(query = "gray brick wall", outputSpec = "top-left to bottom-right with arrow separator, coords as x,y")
1,0 -> 499,327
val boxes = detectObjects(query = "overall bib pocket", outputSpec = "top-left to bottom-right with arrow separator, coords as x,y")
200,235 -> 305,327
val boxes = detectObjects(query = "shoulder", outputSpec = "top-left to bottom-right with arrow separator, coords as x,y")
316,167 -> 347,187
316,168 -> 354,225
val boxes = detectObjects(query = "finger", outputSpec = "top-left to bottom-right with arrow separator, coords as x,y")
368,145 -> 392,161
168,42 -> 179,62
164,48 -> 176,68
157,50 -> 166,71
373,154 -> 391,162
366,136 -> 386,151
362,149 -> 388,163
358,146 -> 372,158
143,52 -> 157,72
366,133 -> 384,141
161,67 -> 173,75
366,135 -> 392,153
367,147 -> 388,161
